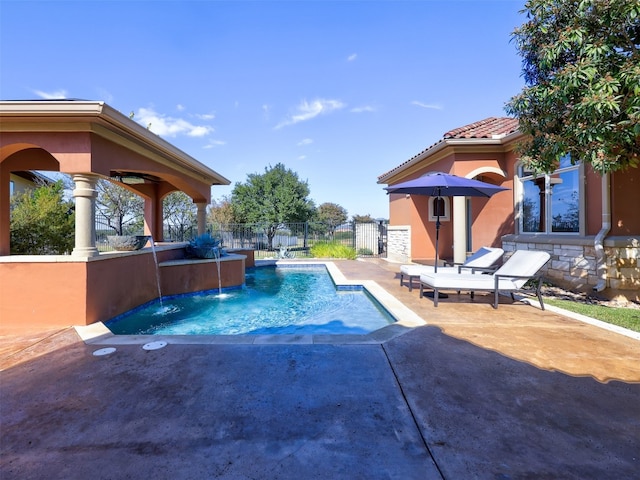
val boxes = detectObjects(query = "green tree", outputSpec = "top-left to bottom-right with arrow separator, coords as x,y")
96,180 -> 144,235
231,163 -> 315,249
163,191 -> 197,241
505,0 -> 640,173
352,214 -> 375,223
10,180 -> 75,254
314,202 -> 348,235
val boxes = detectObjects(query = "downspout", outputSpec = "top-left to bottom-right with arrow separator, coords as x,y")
594,173 -> 611,292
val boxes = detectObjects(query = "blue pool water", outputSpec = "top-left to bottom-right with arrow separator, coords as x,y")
106,265 -> 395,335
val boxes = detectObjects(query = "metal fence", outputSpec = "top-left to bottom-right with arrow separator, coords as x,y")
95,216 -> 388,258
95,213 -> 145,252
209,221 -> 388,259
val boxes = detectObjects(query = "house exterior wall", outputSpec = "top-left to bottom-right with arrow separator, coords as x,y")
9,173 -> 36,196
386,148 -> 513,263
611,169 -> 640,235
502,236 -> 639,300
382,125 -> 639,298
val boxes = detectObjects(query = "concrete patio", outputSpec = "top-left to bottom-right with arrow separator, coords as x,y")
1,259 -> 639,479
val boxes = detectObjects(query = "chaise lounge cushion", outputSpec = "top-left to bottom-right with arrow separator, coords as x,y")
399,247 -> 504,291
419,250 -> 551,309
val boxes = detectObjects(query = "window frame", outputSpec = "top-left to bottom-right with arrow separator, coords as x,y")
515,155 -> 585,236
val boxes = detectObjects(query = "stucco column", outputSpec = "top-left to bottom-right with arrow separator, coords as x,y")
72,173 -> 99,257
453,196 -> 467,264
197,202 -> 207,236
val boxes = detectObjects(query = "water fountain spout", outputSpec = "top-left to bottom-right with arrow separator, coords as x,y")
148,236 -> 163,309
214,246 -> 222,296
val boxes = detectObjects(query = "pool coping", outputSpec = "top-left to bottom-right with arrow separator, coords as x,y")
75,260 -> 427,346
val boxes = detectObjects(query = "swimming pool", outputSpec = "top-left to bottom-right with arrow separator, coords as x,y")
106,265 -> 396,335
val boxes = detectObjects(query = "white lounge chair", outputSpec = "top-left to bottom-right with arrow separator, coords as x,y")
399,247 -> 504,291
419,250 -> 551,309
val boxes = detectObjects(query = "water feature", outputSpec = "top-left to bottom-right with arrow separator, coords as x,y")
213,246 -> 222,296
106,265 -> 395,335
147,236 -> 164,310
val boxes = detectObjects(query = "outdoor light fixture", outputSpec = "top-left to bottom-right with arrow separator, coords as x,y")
110,171 -> 161,185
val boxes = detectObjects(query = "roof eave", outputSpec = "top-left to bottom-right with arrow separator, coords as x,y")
0,100 -> 231,187
377,132 -> 524,185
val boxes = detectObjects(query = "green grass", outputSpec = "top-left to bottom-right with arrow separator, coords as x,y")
544,298 -> 640,333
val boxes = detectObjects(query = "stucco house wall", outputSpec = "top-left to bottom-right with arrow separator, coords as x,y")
379,117 -> 639,299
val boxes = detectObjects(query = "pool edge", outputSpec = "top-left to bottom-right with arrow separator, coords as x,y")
76,260 -> 427,346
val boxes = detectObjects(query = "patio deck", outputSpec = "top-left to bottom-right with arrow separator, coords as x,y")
1,259 -> 639,479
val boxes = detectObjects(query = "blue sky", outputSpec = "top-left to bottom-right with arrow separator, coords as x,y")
1,0 -> 526,219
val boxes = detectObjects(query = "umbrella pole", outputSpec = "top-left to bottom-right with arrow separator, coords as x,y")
430,194 -> 448,299
434,215 -> 440,273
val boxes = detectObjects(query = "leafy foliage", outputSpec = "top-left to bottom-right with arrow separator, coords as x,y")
96,180 -> 143,235
313,202 -> 348,235
208,195 -> 236,225
506,0 -> 640,173
231,163 -> 315,249
352,213 -> 375,223
310,241 -> 357,259
10,180 -> 75,254
164,191 -> 197,241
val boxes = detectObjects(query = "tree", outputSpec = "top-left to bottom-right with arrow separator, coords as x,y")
163,191 -> 197,241
315,203 -> 348,227
10,180 -> 75,254
505,0 -> 640,173
352,214 -> 375,223
208,195 -> 236,225
311,202 -> 348,237
96,180 -> 144,235
231,163 -> 315,249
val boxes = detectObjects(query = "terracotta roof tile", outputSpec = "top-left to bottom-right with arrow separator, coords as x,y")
444,117 -> 519,139
378,117 -> 519,182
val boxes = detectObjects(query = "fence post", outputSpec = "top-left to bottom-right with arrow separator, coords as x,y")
304,222 -> 308,249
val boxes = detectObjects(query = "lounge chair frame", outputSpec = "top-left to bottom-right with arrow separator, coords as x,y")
419,273 -> 546,309
418,250 -> 551,309
399,247 -> 503,291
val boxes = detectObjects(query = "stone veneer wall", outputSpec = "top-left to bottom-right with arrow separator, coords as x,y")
501,235 -> 639,293
387,225 -> 411,263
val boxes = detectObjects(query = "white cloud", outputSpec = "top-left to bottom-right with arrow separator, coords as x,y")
297,138 -> 313,146
176,104 -> 185,111
351,105 -> 376,113
347,53 -> 357,62
195,113 -> 215,121
411,101 -> 443,110
203,139 -> 226,149
297,155 -> 307,160
275,98 -> 345,129
135,107 -> 214,137
33,89 -> 68,99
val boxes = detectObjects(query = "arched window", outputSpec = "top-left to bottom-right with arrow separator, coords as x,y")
517,154 -> 582,234
428,196 -> 450,222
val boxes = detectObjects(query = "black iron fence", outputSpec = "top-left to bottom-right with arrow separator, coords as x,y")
95,217 -> 388,258
95,213 -> 144,252
208,221 -> 387,259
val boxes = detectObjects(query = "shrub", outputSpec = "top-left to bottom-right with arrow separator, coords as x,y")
10,181 -> 75,255
310,241 -> 357,259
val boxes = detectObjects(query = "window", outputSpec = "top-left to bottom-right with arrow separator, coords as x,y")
428,196 -> 450,222
518,154 -> 581,234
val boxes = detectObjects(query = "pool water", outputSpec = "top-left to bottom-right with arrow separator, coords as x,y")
106,265 -> 395,335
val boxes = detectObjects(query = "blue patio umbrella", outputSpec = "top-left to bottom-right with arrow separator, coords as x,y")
384,171 -> 509,272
